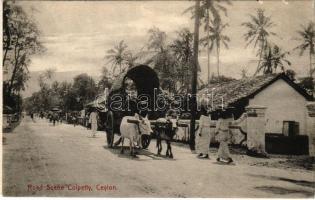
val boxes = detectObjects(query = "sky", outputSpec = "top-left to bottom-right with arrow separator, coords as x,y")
19,0 -> 314,82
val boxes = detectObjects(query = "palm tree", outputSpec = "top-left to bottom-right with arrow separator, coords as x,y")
185,0 -> 231,84
201,19 -> 230,77
201,0 -> 231,84
147,27 -> 167,52
105,40 -> 129,76
294,21 -> 315,78
170,28 -> 194,92
242,9 -> 276,76
98,66 -> 113,92
43,68 -> 55,80
38,68 -> 55,88
124,48 -> 148,69
259,44 -> 291,74
204,8 -> 213,85
145,27 -> 178,92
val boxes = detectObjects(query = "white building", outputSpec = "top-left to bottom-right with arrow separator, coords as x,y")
198,73 -> 314,155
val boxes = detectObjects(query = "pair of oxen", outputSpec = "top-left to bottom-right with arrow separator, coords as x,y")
119,114 -> 177,158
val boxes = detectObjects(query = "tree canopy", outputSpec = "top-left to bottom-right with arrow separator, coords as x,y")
3,1 -> 44,112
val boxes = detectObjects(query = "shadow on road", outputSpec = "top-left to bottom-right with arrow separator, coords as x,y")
102,145 -> 176,161
212,161 -> 236,166
86,136 -> 102,138
254,186 -> 313,197
247,174 -> 315,188
248,173 -> 315,197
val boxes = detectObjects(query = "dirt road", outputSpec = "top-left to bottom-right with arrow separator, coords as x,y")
2,117 -> 314,197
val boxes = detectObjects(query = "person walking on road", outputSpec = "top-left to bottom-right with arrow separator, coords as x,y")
196,109 -> 211,159
52,112 -> 58,126
215,110 -> 233,164
30,112 -> 35,122
72,114 -> 77,127
89,109 -> 98,137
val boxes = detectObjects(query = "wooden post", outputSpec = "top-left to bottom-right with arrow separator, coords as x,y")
189,0 -> 200,151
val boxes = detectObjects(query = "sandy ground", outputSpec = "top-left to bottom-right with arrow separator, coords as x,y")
2,117 -> 314,197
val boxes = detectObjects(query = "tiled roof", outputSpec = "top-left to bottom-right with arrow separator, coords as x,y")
197,73 -> 312,111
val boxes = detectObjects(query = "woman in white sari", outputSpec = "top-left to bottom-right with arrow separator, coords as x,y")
215,111 -> 233,163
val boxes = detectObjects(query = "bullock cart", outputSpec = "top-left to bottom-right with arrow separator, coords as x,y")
104,65 -> 164,148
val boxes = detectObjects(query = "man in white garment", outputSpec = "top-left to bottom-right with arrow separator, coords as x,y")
89,110 -> 98,137
197,114 -> 211,159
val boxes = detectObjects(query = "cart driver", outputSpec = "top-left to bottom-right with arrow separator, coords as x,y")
166,101 -> 181,120
125,78 -> 137,100
165,101 -> 181,131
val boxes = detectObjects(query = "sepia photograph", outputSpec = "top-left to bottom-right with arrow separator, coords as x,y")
2,0 -> 315,197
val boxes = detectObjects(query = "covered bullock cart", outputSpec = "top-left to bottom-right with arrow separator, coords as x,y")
104,65 -> 163,148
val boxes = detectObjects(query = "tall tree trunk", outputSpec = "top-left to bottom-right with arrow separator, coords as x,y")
207,46 -> 210,84
206,9 -> 210,84
254,40 -> 265,76
189,0 -> 200,151
3,4 -> 11,67
8,42 -> 21,96
181,65 -> 184,87
8,63 -> 19,95
3,47 -> 9,69
216,45 -> 220,77
310,49 -> 313,78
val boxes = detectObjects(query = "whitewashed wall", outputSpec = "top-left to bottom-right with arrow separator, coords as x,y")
249,79 -> 308,135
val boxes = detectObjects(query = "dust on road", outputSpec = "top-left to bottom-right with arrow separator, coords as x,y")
2,117 -> 314,197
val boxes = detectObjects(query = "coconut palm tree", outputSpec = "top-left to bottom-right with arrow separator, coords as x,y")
242,9 -> 276,76
185,0 -> 231,84
43,68 -> 55,80
105,40 -> 129,76
294,21 -> 315,78
38,68 -> 55,88
201,19 -> 230,77
124,48 -> 148,69
145,27 -> 178,92
170,28 -> 194,92
147,26 -> 167,52
201,0 -> 231,84
259,44 -> 291,74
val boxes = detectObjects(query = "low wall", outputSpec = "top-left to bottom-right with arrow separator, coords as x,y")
174,118 -> 247,146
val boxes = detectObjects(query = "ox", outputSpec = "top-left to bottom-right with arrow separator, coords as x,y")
120,113 -> 153,157
155,118 -> 177,158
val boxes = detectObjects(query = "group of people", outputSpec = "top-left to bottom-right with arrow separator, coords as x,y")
65,102 -> 234,163
196,109 -> 234,164
164,105 -> 234,164
29,111 -> 60,125
49,112 -> 61,126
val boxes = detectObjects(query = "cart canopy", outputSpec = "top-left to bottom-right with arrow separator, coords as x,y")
110,65 -> 160,97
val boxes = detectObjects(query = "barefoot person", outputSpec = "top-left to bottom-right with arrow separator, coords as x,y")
215,110 -> 233,163
197,108 -> 211,159
89,109 -> 99,137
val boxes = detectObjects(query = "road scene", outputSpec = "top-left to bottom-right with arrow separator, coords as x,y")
2,0 -> 315,198
3,116 -> 314,197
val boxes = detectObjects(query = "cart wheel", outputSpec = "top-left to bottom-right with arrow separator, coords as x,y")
141,134 -> 151,149
106,111 -> 114,148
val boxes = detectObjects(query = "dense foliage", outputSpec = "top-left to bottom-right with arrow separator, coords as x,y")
3,1 -> 44,112
24,73 -> 98,113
